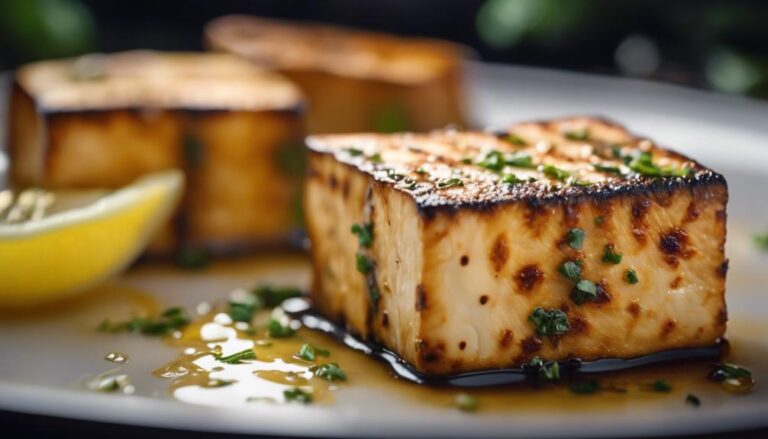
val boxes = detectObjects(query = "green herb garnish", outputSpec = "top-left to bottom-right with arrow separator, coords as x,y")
570,380 -> 601,395
369,153 -> 383,164
455,393 -> 478,412
386,169 -> 406,182
754,233 -> 768,251
594,216 -> 605,226
214,348 -> 256,364
284,387 -> 313,403
571,279 -> 598,305
297,343 -> 330,362
527,357 -> 560,381
312,363 -> 347,381
437,178 -> 463,189
558,260 -> 582,282
477,150 -> 505,171
253,285 -> 303,308
267,318 -> 295,338
708,363 -> 753,382
98,307 -> 190,336
625,268 -> 639,284
686,393 -> 701,407
593,163 -> 623,175
175,247 -> 211,270
351,223 -> 373,248
566,228 -> 585,249
529,307 -> 570,337
625,151 -> 691,177
602,244 -> 623,264
564,129 -> 589,141
356,254 -> 374,274
344,147 -> 364,156
541,164 -> 571,181
650,379 -> 672,392
228,299 -> 261,323
506,153 -> 534,168
502,174 -> 523,184
415,167 -> 429,175
507,134 -> 527,146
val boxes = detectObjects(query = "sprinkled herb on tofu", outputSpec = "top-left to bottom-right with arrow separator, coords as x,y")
529,307 -> 570,337
602,244 -> 623,264
566,228 -> 586,249
625,268 -> 639,284
214,348 -> 256,364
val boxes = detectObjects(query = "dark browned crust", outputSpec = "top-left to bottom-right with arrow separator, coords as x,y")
306,146 -> 727,223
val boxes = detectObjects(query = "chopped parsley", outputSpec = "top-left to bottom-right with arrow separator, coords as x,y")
625,151 -> 691,177
507,134 -> 527,146
175,247 -> 211,270
593,216 -> 605,226
284,387 -> 313,404
228,299 -> 261,323
477,150 -> 505,171
455,393 -> 478,412
253,285 -> 303,308
625,268 -> 639,284
686,393 -> 701,407
502,174 -> 523,184
98,307 -> 190,336
267,318 -> 295,338
356,253 -> 374,274
506,153 -> 534,168
437,178 -> 463,189
650,378 -> 672,392
351,223 -> 373,248
541,164 -> 571,181
602,244 -> 623,264
571,279 -> 598,305
214,348 -> 256,364
754,233 -> 768,251
297,343 -> 330,362
566,228 -> 585,249
415,167 -> 429,175
369,153 -> 383,164
570,380 -> 601,394
593,163 -> 623,175
558,260 -> 582,282
386,169 -> 406,182
564,129 -> 589,141
527,357 -> 560,381
529,307 -> 570,337
312,363 -> 347,381
708,363 -> 753,382
343,147 -> 364,157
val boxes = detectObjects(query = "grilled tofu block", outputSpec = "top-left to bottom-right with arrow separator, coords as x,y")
205,15 -> 466,134
8,51 -> 305,253
305,117 -> 728,375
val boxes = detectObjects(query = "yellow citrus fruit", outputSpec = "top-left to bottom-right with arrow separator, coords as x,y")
0,170 -> 183,307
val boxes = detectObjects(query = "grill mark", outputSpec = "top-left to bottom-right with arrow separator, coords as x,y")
670,276 -> 682,289
718,307 -> 728,325
490,234 -> 509,273
631,198 -> 651,244
661,319 -> 677,337
499,329 -> 514,348
660,228 -> 693,267
415,284 -> 427,312
521,336 -> 543,353
515,264 -> 544,292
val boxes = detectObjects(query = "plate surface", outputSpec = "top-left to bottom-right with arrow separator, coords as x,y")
2,63 -> 768,438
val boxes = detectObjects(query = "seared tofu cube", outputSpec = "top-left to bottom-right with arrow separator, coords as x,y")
304,117 -> 728,375
205,15 -> 466,134
7,51 -> 305,253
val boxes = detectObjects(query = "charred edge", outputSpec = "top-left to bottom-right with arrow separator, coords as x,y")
38,103 -> 306,117
718,307 -> 728,325
418,341 -> 445,364
416,171 -> 726,221
718,259 -> 729,278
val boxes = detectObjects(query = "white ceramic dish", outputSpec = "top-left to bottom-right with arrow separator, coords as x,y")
1,63 -> 768,437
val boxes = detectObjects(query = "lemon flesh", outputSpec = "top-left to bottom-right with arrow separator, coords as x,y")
0,171 -> 183,307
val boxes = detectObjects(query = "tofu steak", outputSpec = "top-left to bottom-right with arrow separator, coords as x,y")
304,117 -> 728,375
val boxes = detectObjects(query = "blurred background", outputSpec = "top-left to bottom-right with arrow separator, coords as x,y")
1,0 -> 767,99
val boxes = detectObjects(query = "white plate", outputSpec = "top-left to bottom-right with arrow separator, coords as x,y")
1,63 -> 768,438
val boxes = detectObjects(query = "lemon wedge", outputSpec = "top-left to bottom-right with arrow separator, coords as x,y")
0,170 -> 183,307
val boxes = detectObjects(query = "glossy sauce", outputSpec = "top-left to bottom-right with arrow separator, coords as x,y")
153,302 -> 753,412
